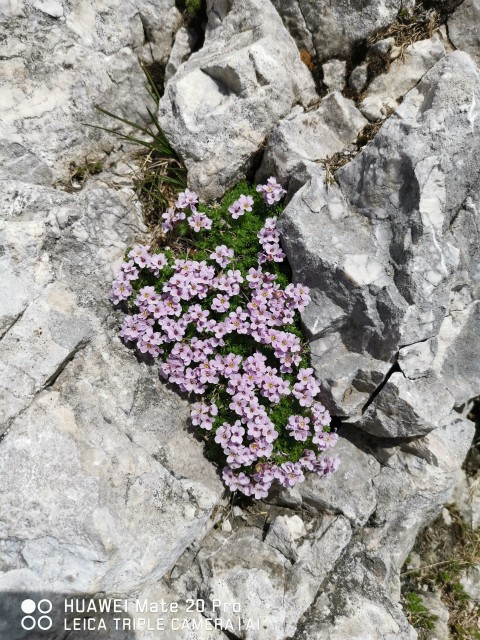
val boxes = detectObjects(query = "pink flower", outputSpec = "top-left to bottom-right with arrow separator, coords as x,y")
256,177 -> 286,206
176,188 -> 199,211
210,245 -> 234,268
112,184 -> 339,500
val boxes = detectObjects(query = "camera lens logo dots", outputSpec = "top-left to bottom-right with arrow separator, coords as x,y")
21,599 -> 53,631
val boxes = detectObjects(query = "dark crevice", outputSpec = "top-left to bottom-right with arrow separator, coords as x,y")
43,339 -> 90,389
175,0 -> 208,52
361,356 -> 401,415
299,49 -> 329,98
142,60 -> 167,98
420,0 -> 464,16
245,139 -> 266,185
464,397 -> 480,476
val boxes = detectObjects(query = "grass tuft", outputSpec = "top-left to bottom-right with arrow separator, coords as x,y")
86,64 -> 187,234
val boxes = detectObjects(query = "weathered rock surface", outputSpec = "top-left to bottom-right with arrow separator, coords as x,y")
0,0 -> 225,614
158,0 -> 317,201
280,52 -> 480,437
322,59 -> 347,93
167,510 -> 352,640
1,3 -> 479,640
0,0 -> 181,186
257,92 -> 367,193
449,0 -> 480,66
448,469 -> 480,530
164,26 -> 198,84
420,591 -> 451,640
360,36 -> 445,121
0,180 -> 224,615
159,416 -> 473,639
270,0 -> 415,61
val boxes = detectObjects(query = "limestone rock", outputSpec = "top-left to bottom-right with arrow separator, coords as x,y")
258,92 -> 367,193
173,515 -> 351,639
349,62 -> 369,94
360,36 -> 445,121
164,26 -> 198,85
270,0 -> 415,61
279,52 -> 480,436
449,0 -> 480,67
420,591 -> 450,640
322,59 -> 347,93
158,0 -> 317,201
0,179 -> 224,605
293,415 -> 474,639
0,0 -> 181,186
460,565 -> 480,602
448,469 -> 480,529
298,430 -> 380,527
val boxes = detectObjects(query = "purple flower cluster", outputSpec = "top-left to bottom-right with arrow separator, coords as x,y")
161,189 -> 212,232
228,194 -> 254,219
111,178 -> 340,498
256,176 -> 287,206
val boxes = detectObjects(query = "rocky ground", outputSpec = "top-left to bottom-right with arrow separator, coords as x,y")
0,1 -> 479,639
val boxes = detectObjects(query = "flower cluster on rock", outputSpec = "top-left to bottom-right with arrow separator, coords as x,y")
111,179 -> 339,498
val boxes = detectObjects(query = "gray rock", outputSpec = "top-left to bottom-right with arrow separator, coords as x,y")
460,565 -> 480,602
270,0 -> 415,61
0,265 -> 29,339
370,37 -> 395,57
420,591 -> 450,640
279,52 -> 480,436
359,372 -> 455,438
293,415 -> 473,640
177,514 -> 351,639
283,515 -> 352,636
197,528 -> 289,639
158,0 -> 317,201
0,0 -> 181,186
449,0 -> 480,67
0,179 -> 224,600
322,59 -> 347,93
0,3 -> 215,607
294,590 -> 417,640
265,514 -> 307,560
349,62 -> 369,94
360,36 -> 445,121
164,26 -> 198,85
32,0 -> 63,17
299,430 -> 380,527
258,92 -> 367,193
448,469 -> 480,529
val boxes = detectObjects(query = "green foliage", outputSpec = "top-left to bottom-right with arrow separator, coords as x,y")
126,182 -> 319,469
73,161 -> 103,178
69,160 -> 104,189
185,0 -> 203,17
405,592 -> 438,632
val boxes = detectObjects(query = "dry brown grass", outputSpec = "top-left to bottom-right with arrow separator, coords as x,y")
369,6 -> 443,59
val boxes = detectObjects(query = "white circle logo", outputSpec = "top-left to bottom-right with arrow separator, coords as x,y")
38,600 -> 52,614
20,599 -> 53,631
21,599 -> 36,614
